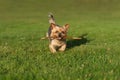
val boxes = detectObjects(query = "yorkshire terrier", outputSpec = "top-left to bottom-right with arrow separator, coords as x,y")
47,14 -> 69,53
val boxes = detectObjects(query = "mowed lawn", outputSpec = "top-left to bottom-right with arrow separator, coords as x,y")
0,0 -> 120,80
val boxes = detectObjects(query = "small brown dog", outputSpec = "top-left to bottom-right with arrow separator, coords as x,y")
47,14 -> 69,53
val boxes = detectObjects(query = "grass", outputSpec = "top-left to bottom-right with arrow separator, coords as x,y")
0,0 -> 120,80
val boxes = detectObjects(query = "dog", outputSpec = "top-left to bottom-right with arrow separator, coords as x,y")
47,13 -> 69,53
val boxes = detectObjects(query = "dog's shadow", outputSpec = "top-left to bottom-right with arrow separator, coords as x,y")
67,33 -> 90,49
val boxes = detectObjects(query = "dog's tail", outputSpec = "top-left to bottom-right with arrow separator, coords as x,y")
48,13 -> 55,24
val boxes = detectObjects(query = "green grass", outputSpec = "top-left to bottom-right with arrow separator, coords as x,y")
0,0 -> 120,80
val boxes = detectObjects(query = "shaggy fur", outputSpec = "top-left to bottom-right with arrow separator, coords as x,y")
47,14 -> 69,53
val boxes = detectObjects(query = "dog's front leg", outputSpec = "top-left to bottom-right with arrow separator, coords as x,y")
59,44 -> 66,52
49,44 -> 56,53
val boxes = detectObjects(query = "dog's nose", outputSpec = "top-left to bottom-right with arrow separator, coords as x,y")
58,33 -> 62,37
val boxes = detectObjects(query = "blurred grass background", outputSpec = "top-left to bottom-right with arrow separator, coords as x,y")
0,0 -> 120,23
0,0 -> 120,80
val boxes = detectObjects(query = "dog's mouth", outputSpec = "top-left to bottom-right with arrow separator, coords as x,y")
57,36 -> 67,40
50,35 -> 66,40
57,37 -> 62,40
51,36 -> 64,40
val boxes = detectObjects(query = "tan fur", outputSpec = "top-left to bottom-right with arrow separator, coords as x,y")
48,14 -> 69,53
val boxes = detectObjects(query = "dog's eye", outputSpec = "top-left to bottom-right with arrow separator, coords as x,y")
55,31 -> 59,33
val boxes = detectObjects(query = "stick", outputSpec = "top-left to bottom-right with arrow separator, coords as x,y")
40,36 -> 82,40
67,36 -> 82,40
41,37 -> 49,40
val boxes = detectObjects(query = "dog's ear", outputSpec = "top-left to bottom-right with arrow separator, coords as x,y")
50,23 -> 56,29
63,24 -> 69,31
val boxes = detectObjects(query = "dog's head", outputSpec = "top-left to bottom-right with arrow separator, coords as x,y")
50,23 -> 69,40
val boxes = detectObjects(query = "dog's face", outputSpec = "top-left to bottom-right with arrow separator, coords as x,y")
50,23 -> 69,40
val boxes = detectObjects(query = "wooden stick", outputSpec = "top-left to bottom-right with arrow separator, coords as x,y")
40,36 -> 82,40
67,36 -> 82,40
41,37 -> 49,40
